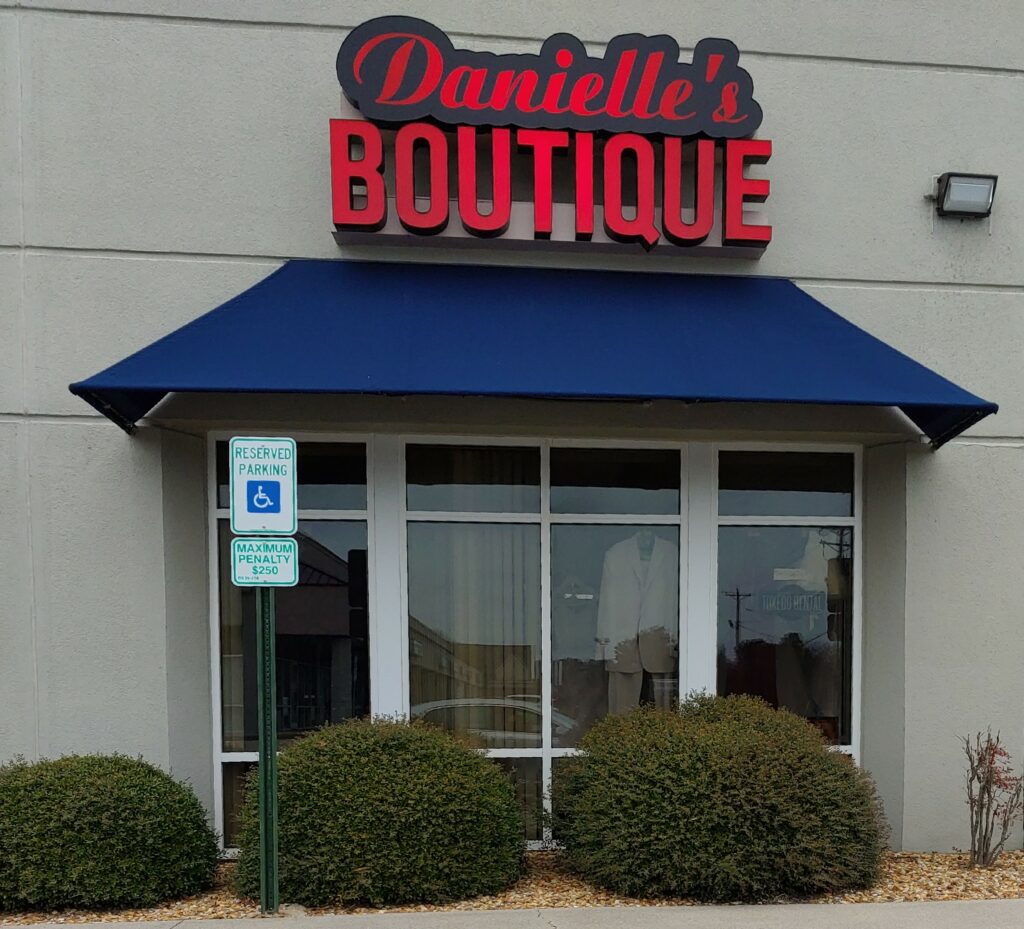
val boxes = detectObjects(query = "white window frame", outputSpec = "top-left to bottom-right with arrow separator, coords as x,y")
400,436 -> 689,845
709,441 -> 863,759
206,432 -> 862,849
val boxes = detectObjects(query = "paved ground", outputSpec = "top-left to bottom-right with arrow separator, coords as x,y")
18,900 -> 1024,929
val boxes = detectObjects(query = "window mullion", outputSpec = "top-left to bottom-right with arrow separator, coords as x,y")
539,441 -> 553,844
851,448 -> 864,761
207,435 -> 226,849
717,515 -> 856,527
686,443 -> 717,696
678,443 -> 689,696
369,435 -> 406,717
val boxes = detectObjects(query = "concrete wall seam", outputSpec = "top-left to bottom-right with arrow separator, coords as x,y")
8,4 -> 1024,75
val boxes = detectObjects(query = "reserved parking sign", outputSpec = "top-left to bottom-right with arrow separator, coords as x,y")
229,436 -> 297,535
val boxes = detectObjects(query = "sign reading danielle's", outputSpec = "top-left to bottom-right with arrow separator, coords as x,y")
330,16 -> 772,255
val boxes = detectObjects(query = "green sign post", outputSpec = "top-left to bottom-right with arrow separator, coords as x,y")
255,587 -> 279,914
228,437 -> 298,916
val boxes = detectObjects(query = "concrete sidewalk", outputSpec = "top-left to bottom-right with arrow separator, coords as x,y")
18,900 -> 1024,929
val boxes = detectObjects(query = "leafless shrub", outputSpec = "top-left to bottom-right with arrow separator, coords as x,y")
963,729 -> 1024,868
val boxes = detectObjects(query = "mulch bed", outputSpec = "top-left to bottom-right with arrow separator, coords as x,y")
3,850 -> 1024,923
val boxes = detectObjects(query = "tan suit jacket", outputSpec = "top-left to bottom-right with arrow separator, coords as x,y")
596,536 -> 679,673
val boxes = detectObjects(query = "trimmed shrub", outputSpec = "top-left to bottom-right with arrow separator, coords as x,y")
0,755 -> 218,910
556,694 -> 887,901
235,718 -> 524,906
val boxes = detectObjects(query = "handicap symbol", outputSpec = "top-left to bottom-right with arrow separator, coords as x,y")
246,480 -> 281,514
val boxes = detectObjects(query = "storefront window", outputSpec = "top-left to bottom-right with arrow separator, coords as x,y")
550,447 -> 680,514
494,757 -> 543,841
716,452 -> 855,744
552,524 -> 679,746
408,521 -> 542,748
406,444 -> 540,513
221,761 -> 256,847
718,451 -> 853,517
216,441 -> 370,845
218,519 -> 370,750
212,440 -> 857,846
406,443 -> 682,839
217,441 -> 367,510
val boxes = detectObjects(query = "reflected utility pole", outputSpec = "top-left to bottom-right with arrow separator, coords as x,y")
722,587 -> 753,652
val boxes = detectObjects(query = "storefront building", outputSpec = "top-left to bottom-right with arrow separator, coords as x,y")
2,2 -> 1022,853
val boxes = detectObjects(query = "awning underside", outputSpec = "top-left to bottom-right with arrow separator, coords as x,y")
70,259 -> 996,446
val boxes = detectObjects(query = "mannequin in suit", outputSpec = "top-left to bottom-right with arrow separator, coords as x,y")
595,529 -> 679,714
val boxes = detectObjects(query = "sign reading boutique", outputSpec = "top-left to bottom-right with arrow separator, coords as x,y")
330,16 -> 772,255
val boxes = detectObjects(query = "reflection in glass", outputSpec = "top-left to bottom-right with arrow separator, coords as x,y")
717,526 -> 853,744
494,757 -> 543,840
552,525 -> 680,746
217,441 -> 367,510
549,756 -> 577,842
408,522 -> 542,748
218,520 -> 370,751
222,761 -> 256,847
718,452 -> 854,517
550,448 -> 680,515
406,445 -> 541,513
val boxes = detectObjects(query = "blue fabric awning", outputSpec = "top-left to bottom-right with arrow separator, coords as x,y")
70,259 -> 996,446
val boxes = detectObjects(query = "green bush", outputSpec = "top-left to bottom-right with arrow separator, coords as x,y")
235,718 -> 524,906
0,755 -> 218,910
556,694 -> 887,902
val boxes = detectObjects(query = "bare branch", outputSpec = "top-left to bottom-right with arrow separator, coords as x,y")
962,728 -> 1024,868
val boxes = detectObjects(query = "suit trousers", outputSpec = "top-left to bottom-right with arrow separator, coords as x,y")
608,670 -> 676,715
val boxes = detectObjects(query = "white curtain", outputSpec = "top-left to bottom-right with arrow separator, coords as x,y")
408,522 -> 541,743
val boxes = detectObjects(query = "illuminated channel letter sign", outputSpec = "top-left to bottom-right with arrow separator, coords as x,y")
330,16 -> 772,257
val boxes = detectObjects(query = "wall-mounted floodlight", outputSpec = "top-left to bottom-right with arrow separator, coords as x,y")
935,173 -> 997,218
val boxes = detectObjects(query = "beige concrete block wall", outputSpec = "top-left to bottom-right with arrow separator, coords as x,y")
0,422 -> 36,759
26,425 -> 169,760
12,10 -> 1024,290
22,254 -> 278,416
902,442 -> 1024,850
0,252 -> 23,417
1,1 -> 1021,850
0,10 -> 20,246
162,431 -> 214,813
861,443 -> 908,850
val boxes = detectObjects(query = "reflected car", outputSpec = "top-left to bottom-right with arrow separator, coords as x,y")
411,698 -> 576,748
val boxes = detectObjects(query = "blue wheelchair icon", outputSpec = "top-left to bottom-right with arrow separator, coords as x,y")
247,480 -> 281,514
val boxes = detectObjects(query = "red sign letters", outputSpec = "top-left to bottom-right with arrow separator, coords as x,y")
331,16 -> 772,254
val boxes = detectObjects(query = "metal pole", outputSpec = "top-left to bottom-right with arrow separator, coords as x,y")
256,587 -> 279,914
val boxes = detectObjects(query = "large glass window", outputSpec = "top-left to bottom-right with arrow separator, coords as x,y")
406,443 -> 682,839
495,757 -> 544,841
221,761 -> 255,847
408,521 -> 542,748
552,524 -> 679,746
550,447 -> 680,515
407,444 -> 540,513
218,519 -> 370,749
211,439 -> 858,847
217,440 -> 366,510
718,451 -> 853,517
216,441 -> 370,846
716,452 -> 855,745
